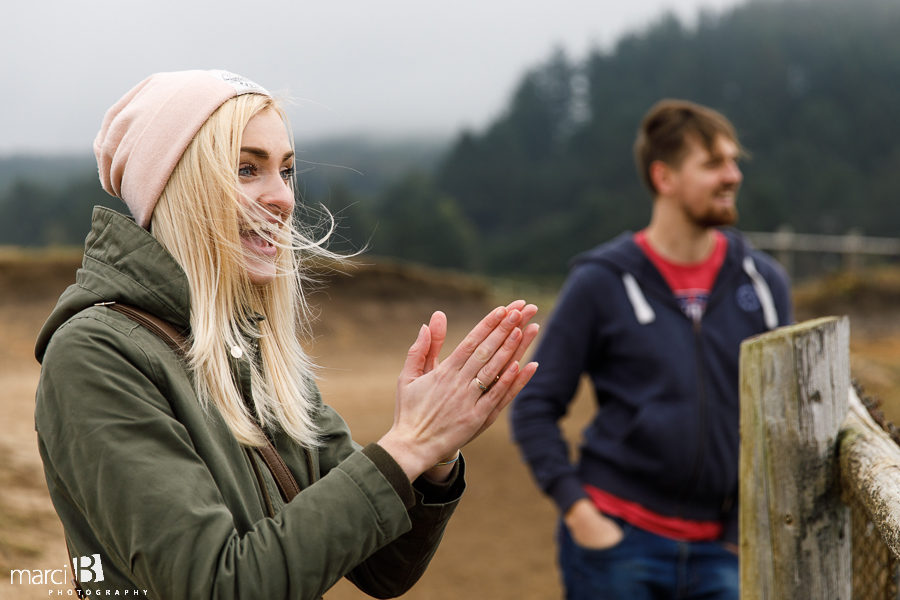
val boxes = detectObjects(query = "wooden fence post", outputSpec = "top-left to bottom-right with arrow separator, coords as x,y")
739,316 -> 851,599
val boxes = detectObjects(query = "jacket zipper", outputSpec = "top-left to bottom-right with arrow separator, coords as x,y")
671,264 -> 745,517
630,281 -> 710,515
674,315 -> 709,516
603,236 -> 749,520
633,269 -> 735,517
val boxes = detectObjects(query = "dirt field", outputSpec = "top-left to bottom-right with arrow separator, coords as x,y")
2,251 -> 899,600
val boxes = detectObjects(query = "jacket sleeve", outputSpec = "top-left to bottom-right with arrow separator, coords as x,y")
35,314 -> 456,600
347,445 -> 464,598
313,405 -> 465,598
510,265 -> 601,515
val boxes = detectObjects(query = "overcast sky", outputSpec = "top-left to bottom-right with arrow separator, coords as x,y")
1,0 -> 744,156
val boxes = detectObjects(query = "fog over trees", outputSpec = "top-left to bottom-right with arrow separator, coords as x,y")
3,0 -> 899,278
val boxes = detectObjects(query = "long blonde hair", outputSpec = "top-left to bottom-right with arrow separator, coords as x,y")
152,93 -> 334,448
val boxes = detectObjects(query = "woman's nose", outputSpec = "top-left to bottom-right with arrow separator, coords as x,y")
260,175 -> 295,219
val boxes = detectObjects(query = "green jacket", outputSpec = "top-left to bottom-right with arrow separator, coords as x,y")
34,207 -> 464,599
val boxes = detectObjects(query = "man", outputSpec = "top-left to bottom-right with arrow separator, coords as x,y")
510,99 -> 792,599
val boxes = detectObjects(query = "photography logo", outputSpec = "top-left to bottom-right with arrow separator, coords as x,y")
73,554 -> 105,584
10,552 -> 146,596
8,553 -> 103,586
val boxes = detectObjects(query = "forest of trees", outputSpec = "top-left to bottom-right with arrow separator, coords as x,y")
3,0 -> 900,279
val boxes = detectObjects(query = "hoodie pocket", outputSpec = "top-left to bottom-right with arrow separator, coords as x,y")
614,396 -> 700,492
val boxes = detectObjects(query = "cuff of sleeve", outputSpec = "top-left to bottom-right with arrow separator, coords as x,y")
549,476 -> 590,515
363,443 -> 416,510
414,455 -> 465,504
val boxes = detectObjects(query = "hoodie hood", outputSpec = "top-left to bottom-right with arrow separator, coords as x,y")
570,231 -> 643,272
568,228 -> 779,329
35,207 -> 190,362
570,231 -> 671,299
571,229 -> 754,279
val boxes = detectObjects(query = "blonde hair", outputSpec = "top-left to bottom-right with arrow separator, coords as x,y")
152,93 -> 335,448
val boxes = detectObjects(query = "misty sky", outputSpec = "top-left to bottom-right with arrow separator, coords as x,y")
1,0 -> 743,156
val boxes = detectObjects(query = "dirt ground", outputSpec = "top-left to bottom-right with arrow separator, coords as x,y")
2,252 -> 899,600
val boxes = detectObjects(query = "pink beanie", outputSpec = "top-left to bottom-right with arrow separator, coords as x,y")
94,70 -> 271,228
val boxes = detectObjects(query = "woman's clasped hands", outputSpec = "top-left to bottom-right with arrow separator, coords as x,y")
378,300 -> 539,482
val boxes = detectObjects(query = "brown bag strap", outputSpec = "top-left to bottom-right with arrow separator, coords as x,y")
255,438 -> 301,501
98,301 -> 302,504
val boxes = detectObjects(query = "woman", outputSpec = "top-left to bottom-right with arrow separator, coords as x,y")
34,70 -> 539,599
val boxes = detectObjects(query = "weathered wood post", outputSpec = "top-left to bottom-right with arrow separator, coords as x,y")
739,316 -> 851,599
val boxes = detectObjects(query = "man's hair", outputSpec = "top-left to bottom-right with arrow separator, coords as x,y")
152,93 -> 341,448
634,99 -> 742,194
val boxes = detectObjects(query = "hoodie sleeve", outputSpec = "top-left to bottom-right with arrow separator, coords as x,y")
510,264 -> 602,515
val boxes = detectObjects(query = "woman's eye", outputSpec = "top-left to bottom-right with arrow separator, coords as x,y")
238,164 -> 256,177
281,166 -> 295,181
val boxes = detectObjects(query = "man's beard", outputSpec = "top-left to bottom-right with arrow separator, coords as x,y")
690,186 -> 739,228
692,204 -> 738,228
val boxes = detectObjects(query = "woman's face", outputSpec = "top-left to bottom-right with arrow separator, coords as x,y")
237,108 -> 295,285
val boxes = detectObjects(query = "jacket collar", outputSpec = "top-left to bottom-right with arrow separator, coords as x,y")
36,207 -> 191,361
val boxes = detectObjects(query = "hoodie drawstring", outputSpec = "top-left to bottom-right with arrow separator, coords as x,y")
622,257 -> 779,330
622,273 -> 656,325
742,256 -> 779,330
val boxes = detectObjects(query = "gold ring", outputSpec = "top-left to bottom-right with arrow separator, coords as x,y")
475,377 -> 490,392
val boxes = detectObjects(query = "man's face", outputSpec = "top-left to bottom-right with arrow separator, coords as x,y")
666,134 -> 742,228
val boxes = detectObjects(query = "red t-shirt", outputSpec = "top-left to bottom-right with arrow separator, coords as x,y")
634,229 -> 727,323
584,486 -> 723,541
582,230 -> 729,542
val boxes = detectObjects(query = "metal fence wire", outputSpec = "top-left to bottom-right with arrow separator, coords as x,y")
850,386 -> 900,600
850,495 -> 899,599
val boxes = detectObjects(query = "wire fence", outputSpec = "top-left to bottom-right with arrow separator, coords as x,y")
850,495 -> 899,599
849,387 -> 900,600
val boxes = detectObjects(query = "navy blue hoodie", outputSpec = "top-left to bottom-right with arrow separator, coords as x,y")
510,229 -> 792,544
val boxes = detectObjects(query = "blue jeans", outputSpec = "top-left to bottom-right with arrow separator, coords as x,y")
557,519 -> 738,600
